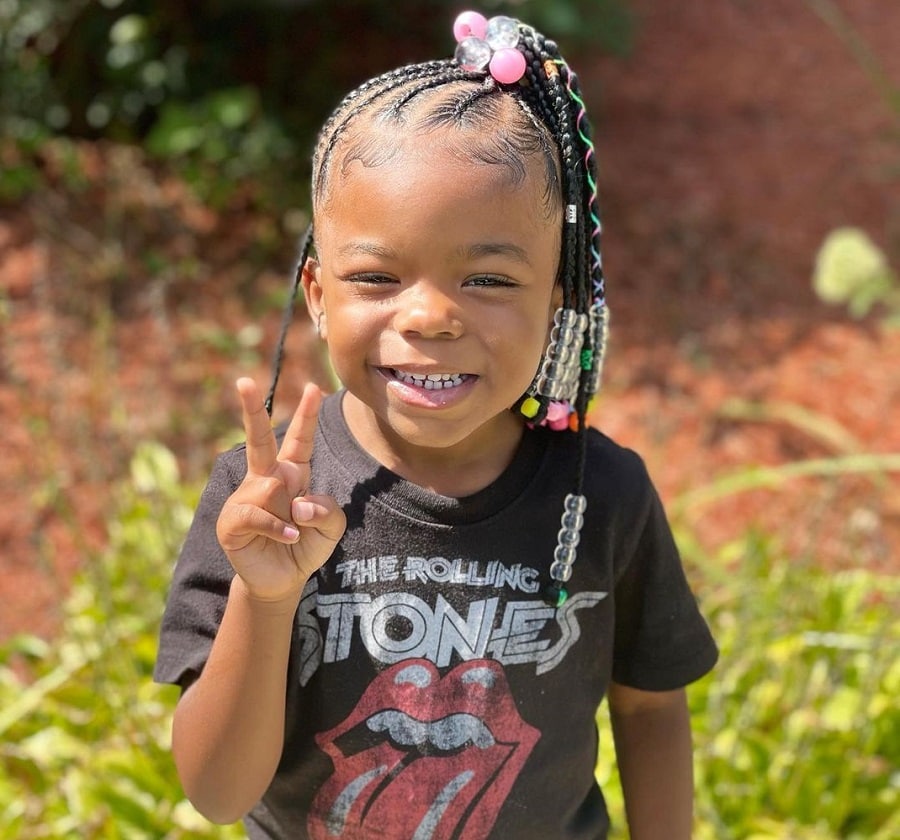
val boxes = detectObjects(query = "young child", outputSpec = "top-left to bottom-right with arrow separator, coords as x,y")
155,11 -> 718,839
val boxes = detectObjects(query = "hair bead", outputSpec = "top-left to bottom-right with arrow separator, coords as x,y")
520,396 -> 541,419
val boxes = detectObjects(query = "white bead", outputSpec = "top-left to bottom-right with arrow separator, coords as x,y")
550,560 -> 573,582
561,511 -> 584,531
554,544 -> 577,565
454,37 -> 491,71
486,16 -> 520,50
558,527 -> 581,548
546,344 -> 571,362
565,494 -> 587,513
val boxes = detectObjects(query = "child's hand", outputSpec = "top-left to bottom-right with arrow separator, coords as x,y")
216,378 -> 346,604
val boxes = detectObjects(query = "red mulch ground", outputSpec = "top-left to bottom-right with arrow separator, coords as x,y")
2,0 -> 899,640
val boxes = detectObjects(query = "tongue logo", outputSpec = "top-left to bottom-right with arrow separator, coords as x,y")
308,659 -> 539,839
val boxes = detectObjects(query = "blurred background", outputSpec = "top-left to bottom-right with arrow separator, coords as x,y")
1,0 -> 898,837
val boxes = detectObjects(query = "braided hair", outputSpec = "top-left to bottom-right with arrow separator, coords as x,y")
266,13 -> 609,606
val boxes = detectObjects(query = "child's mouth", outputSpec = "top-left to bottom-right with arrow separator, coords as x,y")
389,370 -> 472,390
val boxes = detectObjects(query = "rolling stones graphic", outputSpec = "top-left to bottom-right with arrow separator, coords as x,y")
307,659 -> 539,840
298,554 -> 609,839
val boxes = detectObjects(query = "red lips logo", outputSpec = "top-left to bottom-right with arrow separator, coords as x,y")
308,659 -> 540,839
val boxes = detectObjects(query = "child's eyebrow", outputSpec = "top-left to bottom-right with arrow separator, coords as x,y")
458,242 -> 532,265
337,241 -> 397,259
336,241 -> 533,265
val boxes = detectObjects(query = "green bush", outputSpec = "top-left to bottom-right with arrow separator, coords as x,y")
0,443 -> 242,838
595,529 -> 900,840
692,534 -> 899,839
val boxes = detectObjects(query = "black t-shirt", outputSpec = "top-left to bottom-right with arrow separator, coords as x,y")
155,391 -> 718,839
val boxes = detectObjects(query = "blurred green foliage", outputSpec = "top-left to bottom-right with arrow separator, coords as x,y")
0,0 -> 632,207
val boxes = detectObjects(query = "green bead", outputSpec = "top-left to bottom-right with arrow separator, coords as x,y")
544,583 -> 568,607
580,349 -> 593,370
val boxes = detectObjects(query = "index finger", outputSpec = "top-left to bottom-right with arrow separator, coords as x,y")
237,377 -> 278,475
277,382 -> 323,466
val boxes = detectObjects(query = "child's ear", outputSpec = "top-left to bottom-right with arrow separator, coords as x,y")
301,258 -> 327,340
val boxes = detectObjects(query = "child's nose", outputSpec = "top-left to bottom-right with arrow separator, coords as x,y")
394,282 -> 464,339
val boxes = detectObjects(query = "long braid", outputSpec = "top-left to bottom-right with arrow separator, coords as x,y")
509,24 -> 607,603
265,224 -> 313,417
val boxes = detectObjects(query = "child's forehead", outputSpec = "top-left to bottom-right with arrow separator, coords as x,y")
318,129 -> 556,225
315,85 -> 561,218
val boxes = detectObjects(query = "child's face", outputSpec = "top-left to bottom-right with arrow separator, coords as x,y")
304,131 -> 562,471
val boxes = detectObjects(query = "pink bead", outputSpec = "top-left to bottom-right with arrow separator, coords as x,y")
489,47 -> 526,84
546,401 -> 570,431
453,11 -> 488,43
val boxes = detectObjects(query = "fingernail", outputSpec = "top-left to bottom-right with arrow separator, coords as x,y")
292,500 -> 315,522
283,525 -> 300,541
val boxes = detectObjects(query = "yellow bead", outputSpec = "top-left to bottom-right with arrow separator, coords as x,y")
520,396 -> 541,419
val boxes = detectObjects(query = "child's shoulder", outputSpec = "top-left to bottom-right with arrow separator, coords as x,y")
577,425 -> 651,480
529,421 -> 654,498
546,424 -> 657,507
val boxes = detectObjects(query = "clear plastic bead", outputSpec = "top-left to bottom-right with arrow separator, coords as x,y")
549,560 -> 573,582
557,308 -> 578,327
564,494 -> 587,513
541,360 -> 562,379
554,543 -> 577,565
558,527 -> 581,548
553,325 -> 575,346
561,511 -> 584,531
486,15 -> 519,50
454,37 -> 491,70
535,374 -> 560,397
546,343 -> 571,363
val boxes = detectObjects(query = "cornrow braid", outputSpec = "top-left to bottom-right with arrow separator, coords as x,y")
265,12 -> 609,606
313,61 -> 479,202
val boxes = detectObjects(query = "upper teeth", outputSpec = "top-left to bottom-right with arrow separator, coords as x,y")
394,370 -> 466,390
367,710 -> 495,751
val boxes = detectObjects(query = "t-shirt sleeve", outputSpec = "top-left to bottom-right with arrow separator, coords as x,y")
153,448 -> 247,689
610,468 -> 718,691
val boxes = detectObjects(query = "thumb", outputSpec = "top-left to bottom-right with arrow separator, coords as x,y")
291,494 -> 347,544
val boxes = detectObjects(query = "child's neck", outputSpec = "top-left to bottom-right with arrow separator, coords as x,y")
341,394 -> 524,498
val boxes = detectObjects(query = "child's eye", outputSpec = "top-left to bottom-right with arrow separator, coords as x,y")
343,273 -> 396,285
464,274 -> 518,288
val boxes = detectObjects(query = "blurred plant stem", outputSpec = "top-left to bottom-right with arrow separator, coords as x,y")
804,0 -> 900,118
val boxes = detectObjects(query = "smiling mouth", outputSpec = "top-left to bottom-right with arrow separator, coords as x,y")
389,370 -> 473,390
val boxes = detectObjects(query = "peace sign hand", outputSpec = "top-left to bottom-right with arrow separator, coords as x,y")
216,378 -> 346,605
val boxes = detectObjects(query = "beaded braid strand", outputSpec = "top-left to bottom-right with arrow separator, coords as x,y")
508,21 -> 609,605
